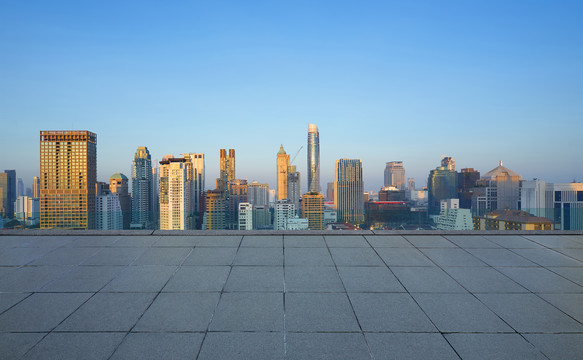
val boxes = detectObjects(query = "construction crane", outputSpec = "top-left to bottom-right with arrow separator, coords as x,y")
290,146 -> 303,165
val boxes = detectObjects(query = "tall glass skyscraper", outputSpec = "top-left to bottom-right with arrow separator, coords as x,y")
427,166 -> 458,215
131,146 -> 153,229
334,159 -> 364,224
384,161 -> 405,190
307,124 -> 320,193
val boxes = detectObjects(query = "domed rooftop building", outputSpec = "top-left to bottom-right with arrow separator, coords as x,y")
473,161 -> 522,216
482,161 -> 522,180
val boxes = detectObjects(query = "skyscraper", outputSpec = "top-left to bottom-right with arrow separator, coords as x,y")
17,178 -> 24,197
326,182 -> 334,202
307,124 -> 320,193
96,182 -> 123,230
472,161 -> 522,216
40,131 -> 97,229
109,173 -> 131,229
427,166 -> 458,215
334,159 -> 364,224
248,181 -> 269,206
131,146 -> 153,229
301,192 -> 325,230
441,156 -> 456,171
228,179 -> 248,230
204,190 -> 227,230
384,161 -> 405,190
458,168 -> 480,209
277,145 -> 290,200
182,153 -> 205,228
218,149 -> 235,192
0,170 -> 16,218
158,156 -> 191,230
287,166 -> 301,214
33,176 -> 40,198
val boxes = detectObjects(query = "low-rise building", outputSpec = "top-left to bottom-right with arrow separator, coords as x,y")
473,210 -> 553,230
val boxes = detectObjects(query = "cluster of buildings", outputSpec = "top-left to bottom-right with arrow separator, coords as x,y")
1,128 -> 581,232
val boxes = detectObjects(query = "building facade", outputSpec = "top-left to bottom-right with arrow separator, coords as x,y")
301,192 -> 325,230
248,181 -> 269,206
287,166 -> 301,214
218,149 -> 235,192
228,179 -> 248,230
427,166 -> 458,215
384,161 -> 405,190
472,161 -> 522,216
131,146 -> 153,229
109,173 -> 131,229
277,145 -> 290,200
182,153 -> 205,228
204,190 -> 227,230
458,168 -> 480,209
307,124 -> 320,193
521,180 -> 583,230
238,202 -> 253,230
274,200 -> 295,230
334,159 -> 364,224
0,170 -> 16,218
159,157 -> 191,230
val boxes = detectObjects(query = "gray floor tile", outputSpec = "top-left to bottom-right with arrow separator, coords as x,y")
405,235 -> 457,248
285,266 -> 345,292
0,292 -> 30,314
134,292 -> 219,331
153,236 -> 197,247
40,265 -> 125,292
286,333 -> 371,360
3,236 -> 75,248
484,235 -> 544,249
476,293 -> 583,332
496,267 -> 583,293
330,247 -> 385,266
366,333 -> 459,360
525,334 -> 583,360
512,248 -> 583,267
196,236 -> 242,247
182,247 -> 237,265
412,293 -> 513,332
443,267 -> 528,293
420,248 -> 487,267
0,333 -> 46,360
224,266 -> 283,292
555,248 -> 583,262
57,292 -> 155,331
524,235 -> 583,249
29,247 -> 100,265
284,247 -> 334,266
350,293 -> 436,332
284,235 -> 326,248
324,235 -> 369,247
548,266 -> 583,286
0,247 -> 55,265
102,265 -> 177,292
538,293 -> 583,323
376,247 -> 435,266
113,236 -> 158,247
198,332 -> 284,360
241,235 -> 283,247
0,266 -> 15,278
391,267 -> 467,293
445,334 -> 547,360
163,266 -> 230,292
233,247 -> 283,265
22,332 -> 125,360
0,266 -> 73,292
444,235 -> 501,248
338,266 -> 405,292
365,235 -> 412,248
209,292 -> 283,331
111,333 -> 204,360
67,236 -> 120,247
466,248 -> 537,266
285,293 -> 360,331
81,247 -> 146,265
0,293 -> 91,332
132,247 -> 191,265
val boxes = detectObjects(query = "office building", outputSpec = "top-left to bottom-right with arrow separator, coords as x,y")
364,201 -> 413,229
326,182 -> 334,202
474,210 -> 552,231
307,124 -> 320,193
14,196 -> 40,225
427,166 -> 458,215
238,202 -> 253,230
458,168 -> 480,209
158,156 -> 191,230
17,178 -> 24,197
152,165 -> 159,229
384,161 -> 405,190
96,185 -> 123,230
33,176 -> 40,198
204,190 -> 227,230
301,192 -> 325,230
334,159 -> 364,224
277,145 -> 290,200
521,180 -> 583,230
286,217 -> 309,230
274,200 -> 295,230
441,156 -> 456,171
228,179 -> 248,230
248,181 -> 269,206
287,166 -> 301,213
109,173 -> 131,229
218,149 -> 235,192
0,170 -> 16,218
407,178 -> 415,191
472,161 -> 522,216
131,147 -> 153,229
379,187 -> 406,201
40,130 -> 97,229
253,205 -> 272,229
182,153 -> 205,215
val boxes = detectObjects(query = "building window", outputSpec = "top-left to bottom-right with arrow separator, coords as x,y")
555,191 -> 561,202
577,191 -> 583,202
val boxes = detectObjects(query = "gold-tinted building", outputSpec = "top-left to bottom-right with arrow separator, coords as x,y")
40,131 -> 97,229
301,192 -> 325,230
218,149 -> 235,192
277,145 -> 290,201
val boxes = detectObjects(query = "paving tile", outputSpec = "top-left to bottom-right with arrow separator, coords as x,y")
284,235 -> 326,248
286,333 -> 370,360
134,292 -> 219,331
40,265 -> 125,292
224,266 -> 283,292
512,248 -> 583,267
404,235 -> 457,248
524,235 -> 583,249
0,247 -> 55,265
112,236 -> 158,247
0,266 -> 73,292
476,293 -> 583,332
196,236 -> 242,247
538,294 -> 583,323
443,267 -> 528,293
466,248 -> 537,267
8,236 -> 75,248
29,247 -> 100,265
57,292 -> 156,331
284,247 -> 334,266
233,247 -> 283,265
285,266 -> 344,292
111,333 -> 204,360
324,235 -> 369,247
376,248 -> 435,266
198,332 -> 283,360
81,247 -> 146,265
0,292 -> 30,314
0,266 -> 15,278
525,334 -> 583,360
412,293 -> 513,332
153,236 -> 198,247
445,334 -> 546,360
420,248 -> 487,267
496,267 -> 583,293
163,266 -> 230,292
67,236 -> 120,247
102,265 -> 177,292
0,293 -> 91,332
365,333 -> 459,360
444,235 -> 501,248
365,235 -> 412,248
241,235 -> 283,247
209,292 -> 283,331
391,267 -> 467,293
330,247 -> 385,266
132,247 -> 191,265
350,293 -> 436,332
548,267 -> 583,286
483,235 -> 544,249
182,247 -> 237,265
285,293 -> 360,331
555,248 -> 583,262
338,266 -> 405,292
22,332 -> 125,360
0,333 -> 46,360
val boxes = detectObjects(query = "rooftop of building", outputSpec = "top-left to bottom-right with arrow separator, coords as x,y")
483,210 -> 553,224
1,230 -> 582,359
109,173 -> 128,181
482,160 -> 522,180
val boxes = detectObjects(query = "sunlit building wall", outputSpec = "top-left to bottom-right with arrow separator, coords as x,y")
334,159 -> 364,224
307,124 -> 320,193
384,161 -> 405,190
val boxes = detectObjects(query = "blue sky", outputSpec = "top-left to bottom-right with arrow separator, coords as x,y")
1,0 -> 582,192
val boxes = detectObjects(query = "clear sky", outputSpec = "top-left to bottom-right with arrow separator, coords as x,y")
1,0 -> 582,192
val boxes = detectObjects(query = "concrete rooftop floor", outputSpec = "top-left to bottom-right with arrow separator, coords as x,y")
0,232 -> 582,359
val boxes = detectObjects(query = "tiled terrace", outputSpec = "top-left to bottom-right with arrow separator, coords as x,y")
1,231 -> 583,359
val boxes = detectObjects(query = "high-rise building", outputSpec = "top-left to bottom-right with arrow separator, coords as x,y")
17,178 -> 24,197
96,185 -> 123,230
158,156 -> 191,230
131,147 -> 153,229
218,149 -> 235,192
301,192 -> 325,230
228,179 -> 248,229
238,202 -> 253,230
441,156 -> 456,171
40,131 -> 97,229
334,159 -> 364,224
0,170 -> 16,218
182,153 -> 205,216
274,200 -> 295,230
152,165 -> 159,229
277,145 -> 290,200
458,168 -> 480,209
33,176 -> 40,198
472,161 -> 522,216
109,173 -> 131,229
326,182 -> 334,202
307,124 -> 320,193
407,178 -> 415,191
427,166 -> 458,215
204,190 -> 227,230
384,161 -> 405,190
248,181 -> 269,206
521,180 -> 583,230
253,205 -> 271,229
287,166 -> 301,214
